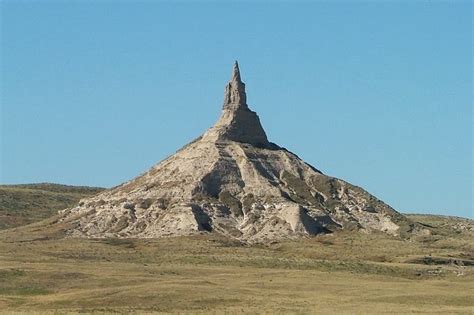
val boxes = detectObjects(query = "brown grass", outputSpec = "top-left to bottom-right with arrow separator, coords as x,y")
0,213 -> 472,313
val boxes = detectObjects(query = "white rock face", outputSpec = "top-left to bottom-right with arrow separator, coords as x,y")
59,62 -> 420,241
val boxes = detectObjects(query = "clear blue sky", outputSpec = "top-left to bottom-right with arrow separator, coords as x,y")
1,1 -> 472,218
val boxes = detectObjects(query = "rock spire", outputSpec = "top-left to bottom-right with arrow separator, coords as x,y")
223,61 -> 247,108
203,61 -> 270,147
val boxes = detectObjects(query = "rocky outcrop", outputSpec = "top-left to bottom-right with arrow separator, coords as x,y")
202,61 -> 270,148
223,61 -> 247,107
59,62 -> 423,242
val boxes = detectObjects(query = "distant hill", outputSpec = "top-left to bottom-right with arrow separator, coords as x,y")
406,213 -> 473,238
0,183 -> 105,230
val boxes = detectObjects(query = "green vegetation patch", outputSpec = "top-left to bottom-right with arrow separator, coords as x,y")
0,286 -> 51,296
0,269 -> 26,280
280,171 -> 321,206
218,191 -> 243,217
102,238 -> 137,248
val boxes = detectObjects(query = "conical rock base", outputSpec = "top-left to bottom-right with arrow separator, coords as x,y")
59,62 -> 424,241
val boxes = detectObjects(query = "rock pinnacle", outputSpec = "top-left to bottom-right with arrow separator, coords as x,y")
223,60 -> 247,108
204,61 -> 270,147
232,60 -> 241,81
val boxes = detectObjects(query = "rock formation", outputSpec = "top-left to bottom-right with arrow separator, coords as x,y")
202,61 -> 270,148
59,61 -> 422,241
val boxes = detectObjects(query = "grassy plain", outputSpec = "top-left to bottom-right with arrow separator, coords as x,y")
0,212 -> 472,314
